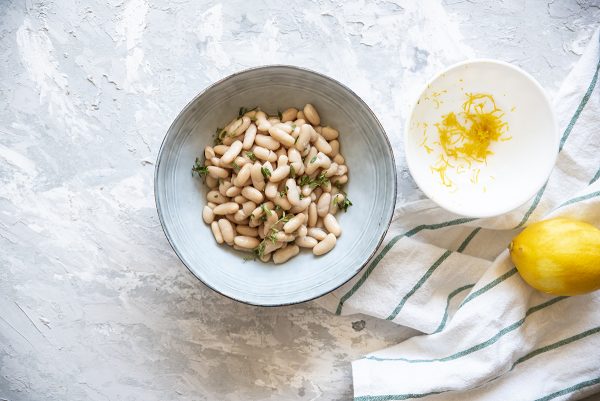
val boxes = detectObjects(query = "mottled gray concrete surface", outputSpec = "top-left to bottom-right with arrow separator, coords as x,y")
1,1 -> 599,400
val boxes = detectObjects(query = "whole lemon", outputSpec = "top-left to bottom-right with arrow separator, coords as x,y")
509,217 -> 600,296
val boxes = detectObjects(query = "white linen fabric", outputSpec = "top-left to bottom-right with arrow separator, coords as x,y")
316,29 -> 600,401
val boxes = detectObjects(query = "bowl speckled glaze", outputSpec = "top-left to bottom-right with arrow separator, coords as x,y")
155,65 -> 396,306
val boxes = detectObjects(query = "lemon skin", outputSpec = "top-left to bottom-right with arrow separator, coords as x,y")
509,217 -> 600,296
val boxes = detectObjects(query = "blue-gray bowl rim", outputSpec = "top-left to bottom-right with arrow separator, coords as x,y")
154,64 -> 397,306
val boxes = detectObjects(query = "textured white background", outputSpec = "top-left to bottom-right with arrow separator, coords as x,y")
1,1 -> 599,400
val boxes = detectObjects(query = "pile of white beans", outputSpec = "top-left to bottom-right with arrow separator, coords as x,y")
197,104 -> 350,264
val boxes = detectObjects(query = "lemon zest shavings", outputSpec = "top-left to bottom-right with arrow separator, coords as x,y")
424,93 -> 510,187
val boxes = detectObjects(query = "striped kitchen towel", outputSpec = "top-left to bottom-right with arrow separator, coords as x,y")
316,29 -> 600,401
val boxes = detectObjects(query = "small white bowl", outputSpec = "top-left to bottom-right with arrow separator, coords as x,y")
404,59 -> 558,218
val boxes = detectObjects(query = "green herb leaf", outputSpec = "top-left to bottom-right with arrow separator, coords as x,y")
231,162 -> 241,172
261,203 -> 273,216
261,167 -> 272,179
274,204 -> 282,212
279,186 -> 288,197
289,164 -> 296,178
298,175 -> 311,187
245,151 -> 257,161
310,156 -> 317,164
290,123 -> 296,131
337,196 -> 353,212
192,158 -> 209,177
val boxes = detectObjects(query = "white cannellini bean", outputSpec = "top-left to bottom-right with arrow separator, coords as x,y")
297,224 -> 308,237
242,201 -> 256,216
295,236 -> 317,248
303,104 -> 320,126
220,140 -> 243,164
205,175 -> 218,189
234,210 -> 247,222
269,165 -> 290,182
269,126 -> 295,147
241,186 -> 264,203
233,195 -> 247,204
317,193 -> 331,217
273,245 -> 300,264
234,236 -> 260,249
313,233 -> 336,256
314,135 -> 333,155
315,217 -> 324,228
301,184 -> 313,197
207,202 -> 217,208
250,162 -> 266,190
274,231 -> 295,242
202,206 -> 214,224
225,186 -> 242,197
207,166 -> 229,179
304,147 -> 318,170
209,156 -> 221,167
204,146 -> 216,159
233,244 -> 253,253
306,152 -> 331,175
211,221 -> 224,244
242,124 -> 257,150
324,162 -> 339,178
263,241 -> 283,255
255,134 -> 280,150
218,219 -> 235,244
219,180 -> 233,196
333,153 -> 345,165
321,126 -> 339,140
307,227 -> 327,241
308,202 -> 318,227
283,213 -> 305,233
324,214 -> 341,237
233,156 -> 250,168
337,165 -> 348,176
244,110 -> 257,119
232,116 -> 251,136
265,182 -> 278,199
233,163 -> 252,187
207,190 -> 228,204
285,178 -> 301,205
260,253 -> 271,262
236,225 -> 258,237
329,140 -> 340,157
213,145 -> 227,155
295,124 -> 312,151
281,107 -> 298,122
289,196 -> 311,214
273,194 -> 292,210
332,175 -> 348,185
213,202 -> 239,215
253,146 -> 277,162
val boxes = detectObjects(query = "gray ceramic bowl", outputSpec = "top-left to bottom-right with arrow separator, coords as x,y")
155,66 -> 396,306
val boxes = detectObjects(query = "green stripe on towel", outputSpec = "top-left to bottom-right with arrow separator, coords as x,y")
335,218 -> 476,315
559,190 -> 600,208
459,268 -> 518,308
515,51 -> 600,228
365,297 -> 567,362
432,284 -> 475,334
385,250 -> 453,321
533,377 -> 600,401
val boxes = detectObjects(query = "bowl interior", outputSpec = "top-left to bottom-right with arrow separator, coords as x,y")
405,60 -> 558,218
155,66 -> 396,305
